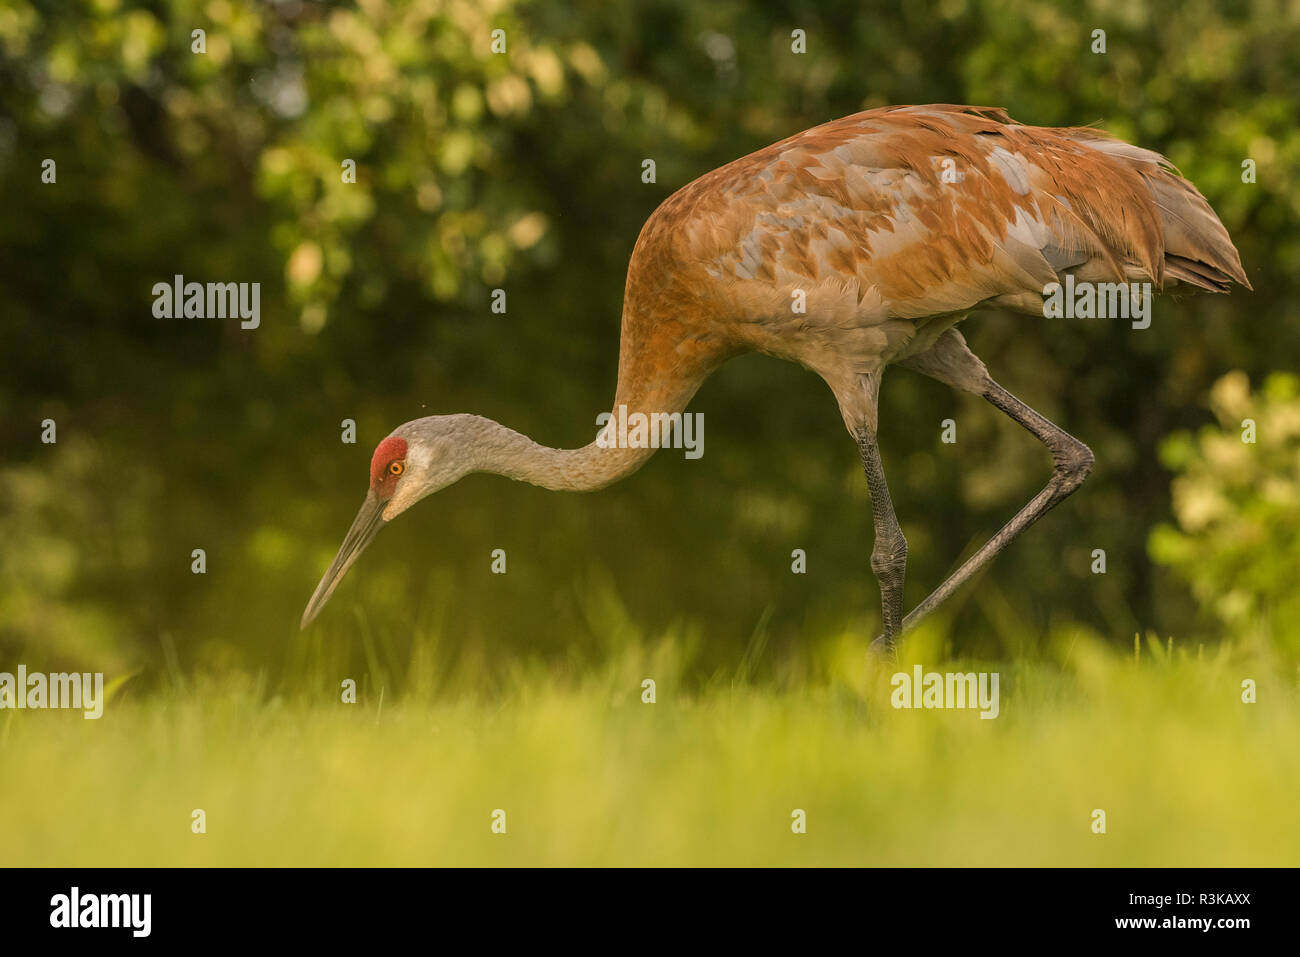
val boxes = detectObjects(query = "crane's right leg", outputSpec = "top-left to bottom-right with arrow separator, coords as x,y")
873,328 -> 1093,648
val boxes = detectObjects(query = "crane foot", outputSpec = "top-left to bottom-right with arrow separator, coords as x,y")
868,634 -> 898,664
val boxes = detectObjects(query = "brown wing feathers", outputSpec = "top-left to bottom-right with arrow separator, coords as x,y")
864,105 -> 1247,294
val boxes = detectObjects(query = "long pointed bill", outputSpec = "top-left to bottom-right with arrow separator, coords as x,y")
300,491 -> 389,629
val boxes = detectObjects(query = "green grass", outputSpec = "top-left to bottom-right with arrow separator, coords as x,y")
1,628 -> 1297,866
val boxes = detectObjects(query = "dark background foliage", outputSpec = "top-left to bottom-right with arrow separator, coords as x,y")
2,0 -> 1296,689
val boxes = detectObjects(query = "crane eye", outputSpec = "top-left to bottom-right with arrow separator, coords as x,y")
389,461 -> 404,476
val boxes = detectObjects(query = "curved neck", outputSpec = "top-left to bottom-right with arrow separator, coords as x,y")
468,421 -> 649,491
466,295 -> 734,491
469,387 -> 706,493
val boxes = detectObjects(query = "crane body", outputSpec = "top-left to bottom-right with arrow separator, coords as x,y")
301,104 -> 1249,653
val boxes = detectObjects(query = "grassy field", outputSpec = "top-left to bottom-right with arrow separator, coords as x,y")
1,626 -> 1297,867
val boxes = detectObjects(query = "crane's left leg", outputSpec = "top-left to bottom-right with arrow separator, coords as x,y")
838,371 -> 909,652
859,427 -> 908,647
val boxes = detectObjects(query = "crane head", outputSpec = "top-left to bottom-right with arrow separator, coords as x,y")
299,417 -> 474,629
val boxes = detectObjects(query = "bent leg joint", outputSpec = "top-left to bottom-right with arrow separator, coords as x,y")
870,533 -> 908,581
1052,439 -> 1095,493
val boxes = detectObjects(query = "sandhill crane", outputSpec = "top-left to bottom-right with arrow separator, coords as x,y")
301,104 -> 1249,654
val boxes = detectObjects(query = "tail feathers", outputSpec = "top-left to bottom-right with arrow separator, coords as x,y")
1165,254 -> 1238,292
1143,170 -> 1251,291
1074,134 -> 1251,293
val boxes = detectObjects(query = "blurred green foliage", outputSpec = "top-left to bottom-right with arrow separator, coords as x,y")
3,634 -> 1297,865
1,0 -> 1298,687
1151,372 -> 1300,655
